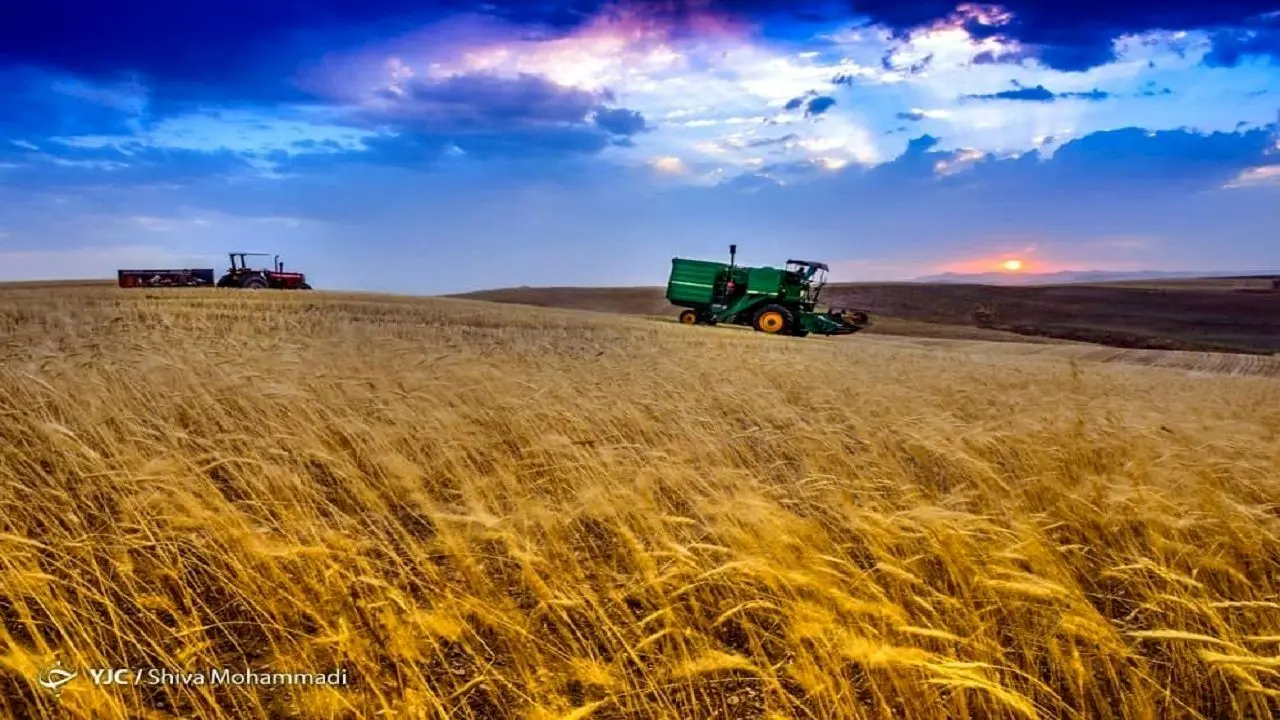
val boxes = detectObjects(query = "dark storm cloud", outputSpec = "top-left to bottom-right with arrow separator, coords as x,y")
0,1 -> 603,98
822,0 -> 1279,70
1203,22 -> 1280,66
750,0 -> 1279,70
380,72 -> 612,127
4,0 -> 1277,106
0,71 -> 651,185
353,72 -> 647,163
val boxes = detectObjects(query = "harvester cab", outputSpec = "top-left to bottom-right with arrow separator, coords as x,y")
217,252 -> 312,290
784,259 -> 828,302
665,245 -> 869,338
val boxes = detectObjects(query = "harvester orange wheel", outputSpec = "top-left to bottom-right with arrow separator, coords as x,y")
679,310 -> 699,325
756,310 -> 786,333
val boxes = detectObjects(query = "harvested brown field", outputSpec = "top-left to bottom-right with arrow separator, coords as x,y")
455,278 -> 1280,354
2,285 -> 1280,719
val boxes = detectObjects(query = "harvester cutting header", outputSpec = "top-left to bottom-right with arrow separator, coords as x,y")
665,245 -> 869,337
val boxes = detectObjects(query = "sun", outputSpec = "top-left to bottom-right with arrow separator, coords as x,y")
1001,259 -> 1024,272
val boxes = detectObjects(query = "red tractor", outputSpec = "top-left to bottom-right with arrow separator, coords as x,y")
216,252 -> 312,290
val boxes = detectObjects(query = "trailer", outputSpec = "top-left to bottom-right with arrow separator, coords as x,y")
118,269 -> 216,288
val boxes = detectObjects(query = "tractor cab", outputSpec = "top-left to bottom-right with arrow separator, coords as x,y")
229,252 -> 278,273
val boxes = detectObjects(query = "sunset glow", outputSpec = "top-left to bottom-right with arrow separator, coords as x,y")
1002,259 -> 1024,272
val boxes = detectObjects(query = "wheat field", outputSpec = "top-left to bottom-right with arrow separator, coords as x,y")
1,286 -> 1279,720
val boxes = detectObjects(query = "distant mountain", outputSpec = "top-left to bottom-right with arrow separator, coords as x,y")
908,270 -> 1265,286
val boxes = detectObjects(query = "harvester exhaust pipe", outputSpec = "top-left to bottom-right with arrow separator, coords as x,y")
729,244 -> 737,270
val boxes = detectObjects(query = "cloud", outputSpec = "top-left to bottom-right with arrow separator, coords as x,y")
0,137 -> 256,186
0,66 -> 658,182
963,84 -> 1111,102
2,0 -> 1278,290
701,123 -> 1279,205
745,133 -> 799,147
1040,126 -> 1279,188
593,107 -> 648,135
972,49 -> 1024,66
804,95 -> 836,116
1223,164 -> 1280,188
906,134 -> 941,153
1204,22 -> 1280,66
810,1 -> 1280,71
346,72 -> 650,163
0,68 -> 149,138
2,121 -> 1275,291
373,72 -> 612,127
0,1 -> 466,102
6,0 -> 1280,104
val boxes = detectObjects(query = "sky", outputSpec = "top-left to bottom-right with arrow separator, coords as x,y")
1,0 -> 1278,292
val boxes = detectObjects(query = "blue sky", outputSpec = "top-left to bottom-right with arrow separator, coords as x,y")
1,1 -> 1277,292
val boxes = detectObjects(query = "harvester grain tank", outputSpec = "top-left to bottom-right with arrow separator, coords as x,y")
665,245 -> 869,337
216,252 -> 312,290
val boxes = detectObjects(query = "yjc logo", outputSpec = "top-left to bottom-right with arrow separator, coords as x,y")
88,668 -> 133,685
36,659 -> 77,700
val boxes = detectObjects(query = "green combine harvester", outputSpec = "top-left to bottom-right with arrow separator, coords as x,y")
665,245 -> 870,337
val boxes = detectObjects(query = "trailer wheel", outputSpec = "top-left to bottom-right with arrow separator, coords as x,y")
679,310 -> 699,325
753,304 -> 793,334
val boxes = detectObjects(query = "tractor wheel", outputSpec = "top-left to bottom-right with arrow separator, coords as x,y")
240,276 -> 268,290
752,304 -> 793,334
679,310 -> 699,325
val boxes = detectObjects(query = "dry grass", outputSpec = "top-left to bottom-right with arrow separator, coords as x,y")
2,286 -> 1280,720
